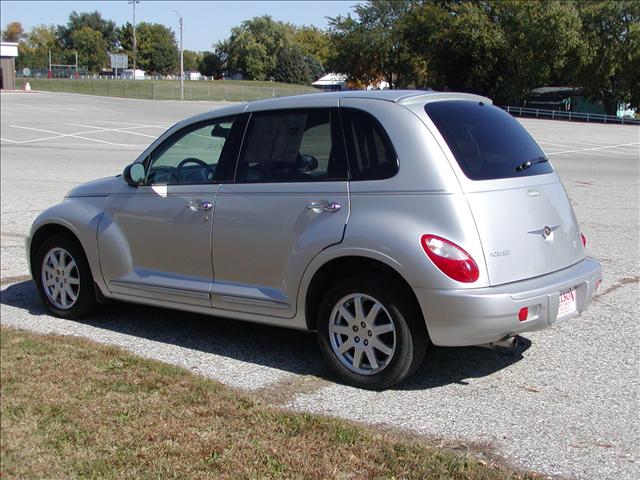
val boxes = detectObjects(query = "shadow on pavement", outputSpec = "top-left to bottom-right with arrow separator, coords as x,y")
1,280 -> 529,391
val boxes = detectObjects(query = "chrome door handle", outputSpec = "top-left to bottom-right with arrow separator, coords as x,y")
186,200 -> 213,211
306,201 -> 341,213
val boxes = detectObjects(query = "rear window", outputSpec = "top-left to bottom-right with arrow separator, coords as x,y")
424,101 -> 553,180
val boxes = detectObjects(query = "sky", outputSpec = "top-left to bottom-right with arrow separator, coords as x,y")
1,1 -> 356,51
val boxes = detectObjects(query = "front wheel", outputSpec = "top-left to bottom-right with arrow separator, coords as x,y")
34,234 -> 96,318
317,275 -> 427,389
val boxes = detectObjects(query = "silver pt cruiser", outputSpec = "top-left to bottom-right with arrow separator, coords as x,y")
27,91 -> 602,389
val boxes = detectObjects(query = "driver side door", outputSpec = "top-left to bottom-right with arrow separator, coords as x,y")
98,115 -> 239,307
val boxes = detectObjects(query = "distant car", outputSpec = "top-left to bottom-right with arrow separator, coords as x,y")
27,91 -> 602,389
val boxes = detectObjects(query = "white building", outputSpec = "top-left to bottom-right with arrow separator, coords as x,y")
123,68 -> 145,80
1,41 -> 19,90
312,73 -> 348,91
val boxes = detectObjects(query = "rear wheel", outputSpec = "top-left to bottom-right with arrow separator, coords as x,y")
34,234 -> 96,318
317,275 -> 427,389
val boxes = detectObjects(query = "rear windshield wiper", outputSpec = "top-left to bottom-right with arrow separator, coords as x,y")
515,156 -> 548,172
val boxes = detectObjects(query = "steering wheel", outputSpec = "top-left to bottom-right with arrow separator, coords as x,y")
177,157 -> 216,182
150,167 -> 179,183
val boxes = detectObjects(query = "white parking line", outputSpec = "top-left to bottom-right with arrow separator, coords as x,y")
548,142 -> 639,155
63,123 -> 159,139
95,120 -> 170,128
8,125 -> 135,146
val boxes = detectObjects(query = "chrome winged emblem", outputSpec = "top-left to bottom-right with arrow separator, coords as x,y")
528,224 -> 559,240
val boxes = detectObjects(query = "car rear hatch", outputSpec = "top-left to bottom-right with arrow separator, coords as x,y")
424,100 -> 585,286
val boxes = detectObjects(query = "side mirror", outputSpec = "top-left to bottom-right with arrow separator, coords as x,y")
123,163 -> 146,187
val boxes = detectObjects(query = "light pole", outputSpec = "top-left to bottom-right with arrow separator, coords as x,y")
173,9 -> 183,100
128,0 -> 140,78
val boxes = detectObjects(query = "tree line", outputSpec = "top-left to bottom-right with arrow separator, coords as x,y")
2,1 -> 638,112
327,0 -> 639,112
2,12 -> 180,75
1,10 -> 327,84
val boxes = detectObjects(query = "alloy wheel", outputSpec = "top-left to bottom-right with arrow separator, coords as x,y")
328,293 -> 396,375
41,247 -> 80,310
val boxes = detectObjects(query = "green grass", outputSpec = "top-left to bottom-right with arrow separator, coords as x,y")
15,77 -> 319,102
0,326 -> 541,479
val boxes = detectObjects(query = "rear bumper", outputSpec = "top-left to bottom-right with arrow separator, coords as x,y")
415,257 -> 602,346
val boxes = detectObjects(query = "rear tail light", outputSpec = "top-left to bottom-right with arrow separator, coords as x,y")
581,233 -> 587,247
518,307 -> 529,322
421,234 -> 479,283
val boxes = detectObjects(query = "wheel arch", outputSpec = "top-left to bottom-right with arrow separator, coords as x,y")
28,219 -> 108,302
29,221 -> 83,274
302,252 -> 429,338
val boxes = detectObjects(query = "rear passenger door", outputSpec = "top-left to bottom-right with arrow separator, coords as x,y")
212,108 -> 349,318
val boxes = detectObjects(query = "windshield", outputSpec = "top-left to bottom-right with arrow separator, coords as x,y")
425,100 -> 554,180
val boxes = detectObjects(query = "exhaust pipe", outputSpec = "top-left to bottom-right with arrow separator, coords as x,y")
477,336 -> 520,351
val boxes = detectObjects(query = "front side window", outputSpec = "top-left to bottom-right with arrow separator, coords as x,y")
146,116 -> 236,185
424,101 -> 553,180
235,108 -> 347,183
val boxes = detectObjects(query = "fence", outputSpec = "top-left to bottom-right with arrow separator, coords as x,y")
503,105 -> 639,125
14,77 -> 318,102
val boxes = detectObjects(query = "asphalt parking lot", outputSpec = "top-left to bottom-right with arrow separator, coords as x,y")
1,91 -> 639,479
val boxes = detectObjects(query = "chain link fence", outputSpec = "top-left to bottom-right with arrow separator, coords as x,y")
15,77 -> 319,102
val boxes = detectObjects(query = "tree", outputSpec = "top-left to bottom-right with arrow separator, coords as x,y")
400,1 -> 506,96
71,26 -> 108,73
117,22 -> 134,54
15,24 -> 61,70
183,50 -> 203,72
486,0 -> 585,104
58,11 -> 118,50
274,45 -> 309,84
575,0 -> 640,113
293,26 -> 330,66
2,21 -> 24,42
304,55 -> 324,82
218,15 -> 296,80
327,1 -> 411,88
135,22 -> 178,75
198,50 -> 225,78
397,0 -> 587,103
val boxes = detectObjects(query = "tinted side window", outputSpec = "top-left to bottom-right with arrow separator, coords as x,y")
146,116 -> 236,185
424,101 -> 553,180
235,108 -> 347,183
341,108 -> 398,180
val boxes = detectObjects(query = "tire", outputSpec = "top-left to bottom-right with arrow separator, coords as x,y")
33,234 -> 96,319
317,274 -> 427,390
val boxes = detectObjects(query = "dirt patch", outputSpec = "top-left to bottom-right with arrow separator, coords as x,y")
595,276 -> 639,298
251,374 -> 332,406
0,274 -> 32,287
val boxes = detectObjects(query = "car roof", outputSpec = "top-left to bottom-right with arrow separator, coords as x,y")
183,89 -> 492,125
247,89 -> 492,109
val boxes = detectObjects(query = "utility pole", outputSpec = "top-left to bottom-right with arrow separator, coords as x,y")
173,9 -> 183,100
128,0 -> 140,77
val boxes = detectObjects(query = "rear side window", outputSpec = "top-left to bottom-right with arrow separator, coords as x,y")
341,108 -> 398,180
425,101 -> 553,180
235,108 -> 347,183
